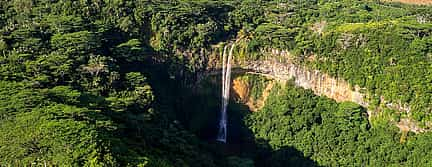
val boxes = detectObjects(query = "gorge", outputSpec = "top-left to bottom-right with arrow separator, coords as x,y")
1,0 -> 431,166
201,48 -> 427,134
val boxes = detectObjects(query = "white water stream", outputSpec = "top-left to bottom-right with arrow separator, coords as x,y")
216,43 -> 235,143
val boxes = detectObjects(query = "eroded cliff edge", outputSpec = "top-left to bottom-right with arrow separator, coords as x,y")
200,47 -> 427,133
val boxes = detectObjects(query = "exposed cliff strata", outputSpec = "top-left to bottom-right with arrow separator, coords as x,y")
237,49 -> 370,109
232,78 -> 275,112
232,78 -> 250,104
242,51 -> 428,133
202,47 -> 426,133
243,60 -> 368,107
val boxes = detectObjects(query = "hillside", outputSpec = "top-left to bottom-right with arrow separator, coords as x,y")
0,0 -> 431,166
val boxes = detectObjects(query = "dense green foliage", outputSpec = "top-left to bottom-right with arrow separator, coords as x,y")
0,0 -> 223,166
234,0 -> 432,124
246,81 -> 432,166
0,0 -> 431,166
312,15 -> 432,123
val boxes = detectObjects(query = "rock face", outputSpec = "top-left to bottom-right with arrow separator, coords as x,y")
241,51 -> 429,133
238,50 -> 369,110
207,48 -> 369,108
243,59 -> 368,107
202,47 -> 425,133
232,77 -> 275,112
232,78 -> 250,104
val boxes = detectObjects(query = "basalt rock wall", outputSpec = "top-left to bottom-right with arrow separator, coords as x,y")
206,48 -> 369,108
201,47 -> 425,133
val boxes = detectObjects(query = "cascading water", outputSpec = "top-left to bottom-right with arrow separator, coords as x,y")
216,43 -> 235,143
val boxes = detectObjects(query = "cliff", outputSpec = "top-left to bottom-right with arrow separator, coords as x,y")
201,47 -> 426,133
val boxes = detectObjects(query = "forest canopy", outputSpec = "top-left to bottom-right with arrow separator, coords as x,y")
0,0 -> 431,166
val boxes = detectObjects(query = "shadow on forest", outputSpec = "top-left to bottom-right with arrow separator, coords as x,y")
219,96 -> 319,167
144,60 -> 319,166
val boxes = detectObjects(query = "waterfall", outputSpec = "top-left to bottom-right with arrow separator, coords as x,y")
216,43 -> 235,143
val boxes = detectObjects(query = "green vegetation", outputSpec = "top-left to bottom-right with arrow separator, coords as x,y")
0,0 -> 222,165
246,81 -> 432,166
0,0 -> 431,166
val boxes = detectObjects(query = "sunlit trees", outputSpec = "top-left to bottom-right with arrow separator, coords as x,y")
246,81 -> 432,166
0,0 -> 431,166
